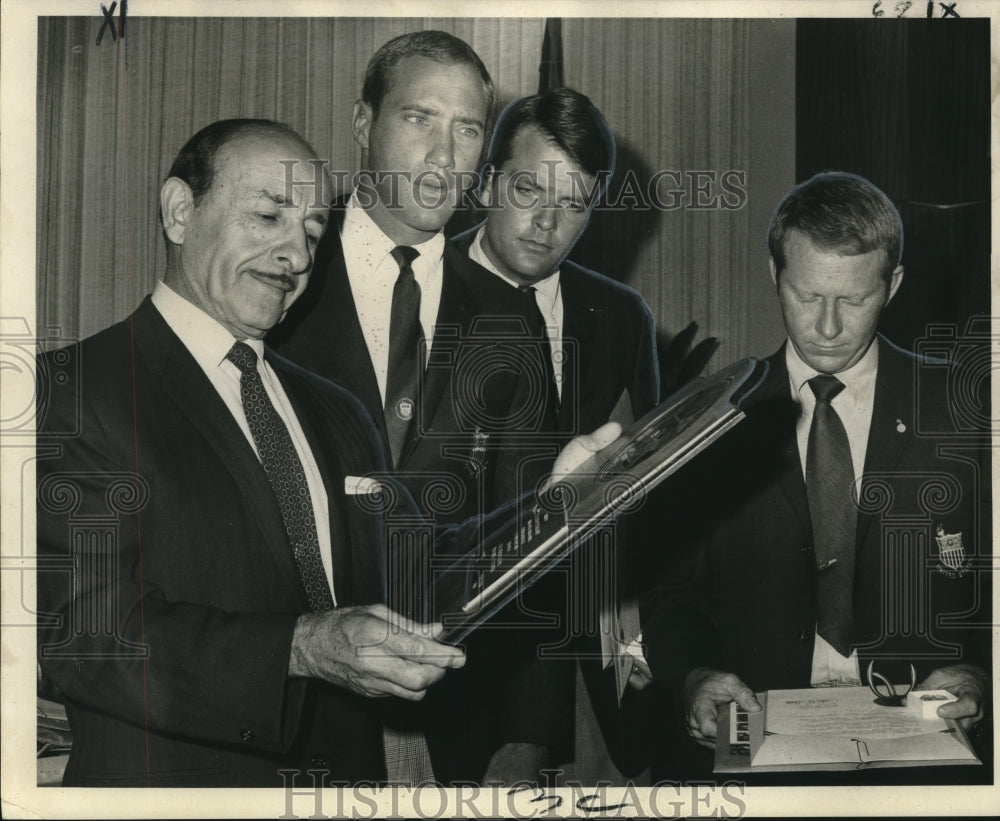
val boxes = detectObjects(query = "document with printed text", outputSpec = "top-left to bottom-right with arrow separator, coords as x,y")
716,686 -> 979,772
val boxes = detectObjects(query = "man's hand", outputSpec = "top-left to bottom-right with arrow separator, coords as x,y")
917,663 -> 988,733
627,654 -> 654,691
683,667 -> 761,750
288,603 -> 465,701
544,422 -> 622,491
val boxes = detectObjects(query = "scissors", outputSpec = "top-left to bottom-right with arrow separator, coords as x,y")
866,660 -> 917,706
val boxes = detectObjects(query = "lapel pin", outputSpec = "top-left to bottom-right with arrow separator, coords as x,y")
465,427 -> 489,478
895,418 -> 906,433
396,398 -> 414,421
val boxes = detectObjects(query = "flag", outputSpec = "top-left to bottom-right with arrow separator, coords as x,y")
538,18 -> 564,94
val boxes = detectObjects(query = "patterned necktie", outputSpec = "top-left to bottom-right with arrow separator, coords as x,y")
806,374 -> 856,656
384,246 -> 423,468
226,342 -> 333,611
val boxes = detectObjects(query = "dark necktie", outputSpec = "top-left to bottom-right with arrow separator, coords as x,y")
226,341 -> 333,612
385,246 -> 423,469
520,285 -> 561,421
379,258 -> 437,782
805,374 -> 856,657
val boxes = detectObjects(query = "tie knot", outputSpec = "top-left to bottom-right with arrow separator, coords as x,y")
519,285 -> 537,294
391,246 -> 420,273
809,374 -> 845,404
226,341 -> 258,376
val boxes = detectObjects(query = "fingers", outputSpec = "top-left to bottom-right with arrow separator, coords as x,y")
294,605 -> 466,700
352,622 -> 463,699
548,422 -> 623,487
358,607 -> 465,669
689,694 -> 721,742
359,625 -> 466,670
684,669 -> 759,749
627,658 -> 654,691
354,653 -> 451,701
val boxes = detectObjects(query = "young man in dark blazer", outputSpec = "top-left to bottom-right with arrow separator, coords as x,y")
640,172 -> 991,782
269,32 -> 566,784
451,88 -> 661,780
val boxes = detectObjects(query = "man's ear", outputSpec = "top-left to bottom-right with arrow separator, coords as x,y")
352,100 -> 373,150
160,177 -> 194,245
480,164 -> 496,207
768,256 -> 779,288
885,264 -> 904,305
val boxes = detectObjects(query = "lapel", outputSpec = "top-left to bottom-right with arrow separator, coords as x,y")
314,207 -> 387,438
397,242 -> 482,466
756,347 -> 813,535
558,265 -> 601,434
129,299 -> 308,607
855,338 -> 915,548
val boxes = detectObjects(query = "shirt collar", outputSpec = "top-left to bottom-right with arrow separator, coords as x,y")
469,224 -> 561,294
786,336 -> 879,402
151,280 -> 264,369
343,191 -> 445,275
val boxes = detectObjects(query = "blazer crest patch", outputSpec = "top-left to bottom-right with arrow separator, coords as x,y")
934,524 -> 970,578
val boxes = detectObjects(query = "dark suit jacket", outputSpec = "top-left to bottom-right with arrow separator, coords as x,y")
640,337 -> 991,781
453,226 -> 662,776
270,210 -> 567,781
551,259 -> 660,436
450,227 -> 660,438
36,298 -> 419,786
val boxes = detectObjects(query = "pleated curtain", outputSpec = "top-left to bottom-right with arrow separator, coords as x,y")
37,16 -> 750,366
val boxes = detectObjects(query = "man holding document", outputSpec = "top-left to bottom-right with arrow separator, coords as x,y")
640,172 -> 991,780
34,118 -> 618,787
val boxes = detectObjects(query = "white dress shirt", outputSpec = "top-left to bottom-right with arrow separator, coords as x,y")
786,338 -> 880,685
469,225 -> 565,398
341,194 -> 445,405
151,281 -> 336,603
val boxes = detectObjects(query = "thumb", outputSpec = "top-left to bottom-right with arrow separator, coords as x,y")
730,681 -> 762,712
549,422 -> 622,483
582,421 -> 623,451
936,693 -> 978,720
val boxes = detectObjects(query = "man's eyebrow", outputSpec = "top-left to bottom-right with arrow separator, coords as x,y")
400,103 -> 483,130
454,114 -> 485,129
252,189 -> 329,225
401,103 -> 440,116
253,189 -> 289,206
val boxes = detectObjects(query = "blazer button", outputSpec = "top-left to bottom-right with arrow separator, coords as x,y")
311,754 -> 328,769
799,628 -> 812,642
240,729 -> 255,742
801,543 -> 812,553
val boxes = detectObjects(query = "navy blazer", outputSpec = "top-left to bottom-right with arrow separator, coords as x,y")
640,338 -> 991,781
36,298 -> 407,786
452,224 -> 662,777
450,225 -> 660,437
